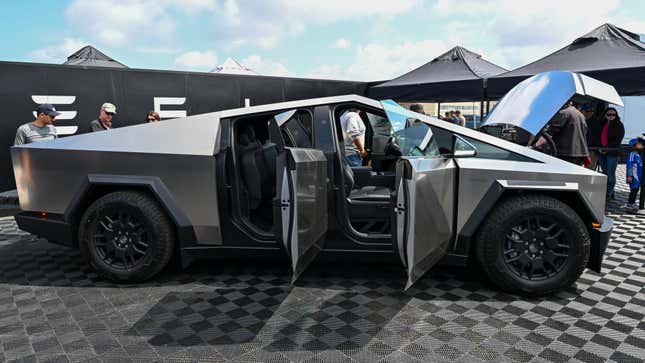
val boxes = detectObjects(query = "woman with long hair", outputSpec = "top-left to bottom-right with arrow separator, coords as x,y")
596,107 -> 625,199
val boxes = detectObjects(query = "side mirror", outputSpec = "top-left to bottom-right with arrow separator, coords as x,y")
453,135 -> 477,158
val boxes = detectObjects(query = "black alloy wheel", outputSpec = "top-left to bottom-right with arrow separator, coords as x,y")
475,194 -> 590,296
79,191 -> 175,282
93,208 -> 151,270
503,215 -> 569,281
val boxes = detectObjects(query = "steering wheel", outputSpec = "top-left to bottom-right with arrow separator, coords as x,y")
530,129 -> 557,156
384,136 -> 402,157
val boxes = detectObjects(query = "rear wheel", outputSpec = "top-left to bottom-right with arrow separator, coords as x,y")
79,191 -> 175,282
475,194 -> 590,296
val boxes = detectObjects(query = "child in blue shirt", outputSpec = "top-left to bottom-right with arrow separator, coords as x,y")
625,137 -> 644,213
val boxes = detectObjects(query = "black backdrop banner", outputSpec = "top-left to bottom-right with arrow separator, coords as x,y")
0,61 -> 369,192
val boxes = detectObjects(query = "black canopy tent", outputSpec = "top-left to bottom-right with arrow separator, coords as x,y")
487,23 -> 645,98
63,45 -> 128,68
368,46 -> 507,108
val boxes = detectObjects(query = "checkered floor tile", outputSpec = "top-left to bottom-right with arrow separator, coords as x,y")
0,165 -> 644,362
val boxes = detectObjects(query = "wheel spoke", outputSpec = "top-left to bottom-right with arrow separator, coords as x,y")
99,219 -> 112,231
530,259 -> 544,276
132,245 -> 146,255
91,206 -> 153,270
502,215 -> 570,281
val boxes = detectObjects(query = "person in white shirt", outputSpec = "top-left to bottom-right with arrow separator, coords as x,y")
340,108 -> 366,166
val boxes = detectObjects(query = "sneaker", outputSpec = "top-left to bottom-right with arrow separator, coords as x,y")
624,203 -> 637,209
637,209 -> 645,215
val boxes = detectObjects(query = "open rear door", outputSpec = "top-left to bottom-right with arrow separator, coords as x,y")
270,111 -> 328,283
394,157 -> 456,289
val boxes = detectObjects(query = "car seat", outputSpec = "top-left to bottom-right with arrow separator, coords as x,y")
342,157 -> 392,202
238,126 -> 273,209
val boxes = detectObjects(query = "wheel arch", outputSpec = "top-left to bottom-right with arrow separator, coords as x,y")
454,183 -> 596,259
65,174 -> 196,248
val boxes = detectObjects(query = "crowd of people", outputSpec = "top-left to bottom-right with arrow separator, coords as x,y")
408,103 -> 467,127
13,102 -> 161,147
522,101 -> 643,214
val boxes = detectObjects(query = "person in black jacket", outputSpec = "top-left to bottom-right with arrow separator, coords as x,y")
595,107 -> 625,199
533,103 -> 589,166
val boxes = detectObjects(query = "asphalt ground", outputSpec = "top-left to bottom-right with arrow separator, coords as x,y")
0,165 -> 643,363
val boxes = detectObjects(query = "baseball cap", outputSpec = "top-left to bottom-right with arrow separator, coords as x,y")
36,104 -> 61,117
101,102 -> 117,114
580,104 -> 593,111
629,138 -> 643,147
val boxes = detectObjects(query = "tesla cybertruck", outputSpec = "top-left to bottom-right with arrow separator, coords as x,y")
11,71 -> 618,295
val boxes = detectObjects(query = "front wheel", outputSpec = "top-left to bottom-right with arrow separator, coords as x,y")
79,191 -> 175,282
475,194 -> 590,296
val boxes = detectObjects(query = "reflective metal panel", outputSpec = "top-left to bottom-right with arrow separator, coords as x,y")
483,71 -> 624,135
15,112 -> 221,155
11,148 -> 222,244
285,148 -> 328,282
483,72 -> 577,135
454,157 -> 607,238
577,74 -> 623,106
397,157 -> 455,289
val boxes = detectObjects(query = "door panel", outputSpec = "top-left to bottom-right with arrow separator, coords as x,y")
394,157 -> 456,289
275,147 -> 328,282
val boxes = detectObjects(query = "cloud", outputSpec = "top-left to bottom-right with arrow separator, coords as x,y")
174,50 -> 217,70
64,0 -> 215,47
334,38 -> 351,49
29,38 -> 89,62
136,46 -> 181,54
212,0 -> 420,48
241,55 -> 289,76
308,39 -> 447,81
431,0 -> 622,68
306,64 -> 344,79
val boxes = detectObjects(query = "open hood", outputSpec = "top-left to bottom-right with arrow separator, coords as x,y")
483,71 -> 623,135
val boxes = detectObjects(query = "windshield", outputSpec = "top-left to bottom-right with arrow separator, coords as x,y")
380,99 -> 440,157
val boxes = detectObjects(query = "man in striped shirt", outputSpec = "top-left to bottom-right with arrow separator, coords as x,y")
14,104 -> 60,145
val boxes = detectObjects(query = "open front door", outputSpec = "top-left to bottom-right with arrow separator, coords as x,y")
270,110 -> 328,283
394,157 -> 456,289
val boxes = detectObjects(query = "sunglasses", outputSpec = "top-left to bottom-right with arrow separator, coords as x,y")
606,113 -> 617,117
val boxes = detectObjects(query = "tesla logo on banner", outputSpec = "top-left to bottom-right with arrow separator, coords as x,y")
32,95 -> 78,136
154,97 -> 187,119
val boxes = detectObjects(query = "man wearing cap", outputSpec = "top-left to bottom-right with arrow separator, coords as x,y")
90,102 -> 117,132
14,104 -> 60,145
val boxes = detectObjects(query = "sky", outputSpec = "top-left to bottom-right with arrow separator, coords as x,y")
1,0 -> 644,81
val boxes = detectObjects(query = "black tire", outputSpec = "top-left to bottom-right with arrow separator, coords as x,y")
475,194 -> 590,296
79,191 -> 175,282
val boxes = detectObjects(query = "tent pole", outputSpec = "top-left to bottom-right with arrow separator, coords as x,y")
437,102 -> 441,117
480,79 -> 487,127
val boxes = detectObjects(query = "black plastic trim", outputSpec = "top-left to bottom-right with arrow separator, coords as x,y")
65,174 -> 197,246
15,212 -> 74,247
587,216 -> 612,273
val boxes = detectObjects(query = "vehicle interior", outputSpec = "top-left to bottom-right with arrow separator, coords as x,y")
331,104 -> 398,235
232,109 -> 315,236
330,102 -> 455,237
230,102 -> 458,243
